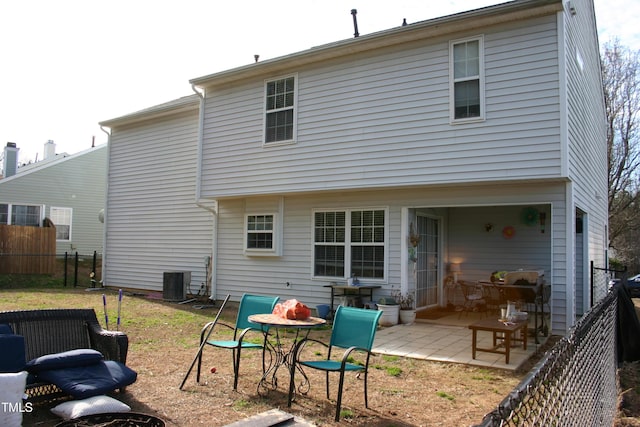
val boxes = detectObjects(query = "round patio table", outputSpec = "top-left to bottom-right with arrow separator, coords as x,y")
248,313 -> 326,396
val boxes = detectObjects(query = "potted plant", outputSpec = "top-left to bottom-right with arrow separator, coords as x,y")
376,298 -> 399,326
392,290 -> 416,324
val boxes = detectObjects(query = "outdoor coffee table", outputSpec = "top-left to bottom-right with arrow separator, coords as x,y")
248,313 -> 326,396
469,318 -> 527,364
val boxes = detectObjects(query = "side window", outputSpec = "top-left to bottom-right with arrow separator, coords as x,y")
264,76 -> 296,144
245,214 -> 279,255
0,204 -> 8,224
450,36 -> 484,122
50,207 -> 72,241
11,204 -> 42,226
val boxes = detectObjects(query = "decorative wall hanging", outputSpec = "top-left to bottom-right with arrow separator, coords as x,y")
408,247 -> 417,263
521,207 -> 539,226
540,212 -> 546,233
409,222 -> 421,247
484,223 -> 494,232
502,225 -> 516,239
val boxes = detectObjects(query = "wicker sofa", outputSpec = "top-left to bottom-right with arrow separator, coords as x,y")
0,308 -> 134,401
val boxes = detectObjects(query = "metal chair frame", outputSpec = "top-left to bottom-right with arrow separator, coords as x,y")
183,294 -> 279,390
287,306 -> 382,421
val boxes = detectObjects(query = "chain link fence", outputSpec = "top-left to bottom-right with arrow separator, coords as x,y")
476,278 -> 620,426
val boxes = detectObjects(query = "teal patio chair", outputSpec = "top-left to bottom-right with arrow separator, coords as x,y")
194,294 -> 279,390
287,306 -> 382,421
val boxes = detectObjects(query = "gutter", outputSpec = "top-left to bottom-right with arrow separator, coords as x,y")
192,84 -> 219,301
99,125 -> 111,288
196,198 -> 219,302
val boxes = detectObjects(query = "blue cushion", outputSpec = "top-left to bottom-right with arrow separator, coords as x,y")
35,360 -> 137,399
26,349 -> 103,373
0,324 -> 13,335
0,335 -> 26,373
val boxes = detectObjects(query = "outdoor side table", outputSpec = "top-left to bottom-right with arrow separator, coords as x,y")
469,318 -> 527,364
323,284 -> 381,319
248,313 -> 326,396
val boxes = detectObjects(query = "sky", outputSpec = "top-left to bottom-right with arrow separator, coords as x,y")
0,0 -> 638,166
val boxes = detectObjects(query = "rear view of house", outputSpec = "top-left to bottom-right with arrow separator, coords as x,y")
101,0 -> 607,336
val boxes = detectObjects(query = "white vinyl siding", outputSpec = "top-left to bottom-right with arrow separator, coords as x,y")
562,0 -> 608,306
50,207 -> 72,241
199,15 -> 561,199
103,105 -> 214,293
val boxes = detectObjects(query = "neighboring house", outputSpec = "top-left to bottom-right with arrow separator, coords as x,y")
101,0 -> 607,336
0,141 -> 107,255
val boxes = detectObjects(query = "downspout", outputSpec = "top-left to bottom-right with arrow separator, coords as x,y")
192,84 -> 219,301
99,125 -> 111,288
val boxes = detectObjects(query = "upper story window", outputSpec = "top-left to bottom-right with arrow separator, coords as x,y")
264,75 -> 296,145
313,209 -> 386,280
0,203 -> 42,226
450,36 -> 484,122
50,207 -> 72,241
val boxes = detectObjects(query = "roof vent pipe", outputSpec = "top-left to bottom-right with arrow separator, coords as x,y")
351,9 -> 359,38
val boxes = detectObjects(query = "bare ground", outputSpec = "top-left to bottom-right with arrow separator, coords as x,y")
2,289 -> 637,427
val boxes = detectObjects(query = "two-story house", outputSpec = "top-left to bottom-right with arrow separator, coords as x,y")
100,0 -> 607,335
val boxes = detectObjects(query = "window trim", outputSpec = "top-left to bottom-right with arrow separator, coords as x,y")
244,213 -> 281,256
50,206 -> 72,241
263,74 -> 298,147
449,35 -> 485,124
311,207 -> 389,282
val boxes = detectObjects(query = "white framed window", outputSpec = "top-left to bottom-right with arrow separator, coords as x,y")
245,214 -> 280,255
264,75 -> 297,145
313,208 -> 387,280
450,36 -> 484,122
0,203 -> 42,226
50,207 -> 72,241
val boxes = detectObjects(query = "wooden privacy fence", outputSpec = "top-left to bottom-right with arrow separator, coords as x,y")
0,225 -> 56,274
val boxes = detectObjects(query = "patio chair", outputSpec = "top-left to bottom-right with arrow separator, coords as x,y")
193,294 -> 279,390
482,282 -> 504,315
287,306 -> 382,422
459,281 -> 486,318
